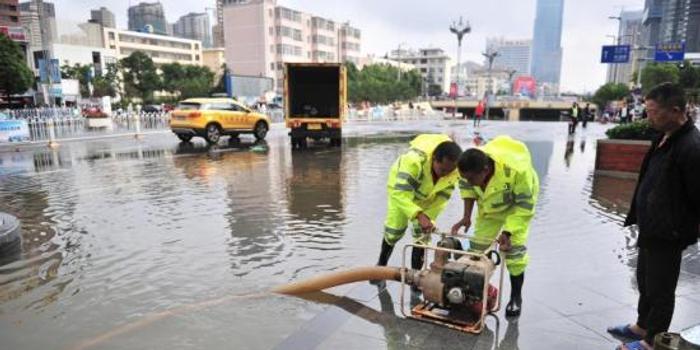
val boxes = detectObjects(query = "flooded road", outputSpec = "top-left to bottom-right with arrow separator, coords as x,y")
1,120 -> 699,349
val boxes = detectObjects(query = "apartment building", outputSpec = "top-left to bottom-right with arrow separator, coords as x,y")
222,0 -> 361,91
103,28 -> 203,65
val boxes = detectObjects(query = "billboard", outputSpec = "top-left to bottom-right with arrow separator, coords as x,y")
0,26 -> 27,42
38,59 -> 61,84
513,76 -> 537,98
0,119 -> 30,143
225,74 -> 273,99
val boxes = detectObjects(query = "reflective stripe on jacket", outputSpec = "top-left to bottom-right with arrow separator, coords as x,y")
387,134 -> 459,220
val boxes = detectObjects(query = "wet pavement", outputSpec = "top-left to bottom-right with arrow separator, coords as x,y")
0,120 -> 699,350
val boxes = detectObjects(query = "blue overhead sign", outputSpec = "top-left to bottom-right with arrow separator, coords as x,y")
601,45 -> 631,63
655,42 -> 685,62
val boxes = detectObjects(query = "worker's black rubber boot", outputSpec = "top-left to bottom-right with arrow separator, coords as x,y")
376,239 -> 394,267
370,239 -> 394,285
506,273 -> 524,317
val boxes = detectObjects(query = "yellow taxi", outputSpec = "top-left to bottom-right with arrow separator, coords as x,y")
170,98 -> 271,144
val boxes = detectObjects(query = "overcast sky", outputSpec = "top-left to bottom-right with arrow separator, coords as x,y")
55,0 -> 644,93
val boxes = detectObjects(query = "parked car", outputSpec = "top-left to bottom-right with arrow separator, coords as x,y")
170,98 -> 271,144
142,104 -> 162,113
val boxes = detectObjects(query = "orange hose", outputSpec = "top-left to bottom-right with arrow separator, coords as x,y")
272,266 -> 403,295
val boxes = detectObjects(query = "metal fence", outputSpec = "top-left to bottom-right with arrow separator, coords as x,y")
2,108 -> 171,143
345,107 -> 446,122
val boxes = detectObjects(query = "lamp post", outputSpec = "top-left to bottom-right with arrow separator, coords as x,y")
507,69 -> 517,95
396,42 -> 408,81
482,50 -> 499,120
449,16 -> 471,118
608,13 -> 624,84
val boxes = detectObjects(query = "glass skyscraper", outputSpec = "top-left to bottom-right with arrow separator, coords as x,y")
530,0 -> 564,88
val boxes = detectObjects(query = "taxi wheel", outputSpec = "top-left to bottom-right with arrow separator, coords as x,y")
254,121 -> 268,140
176,134 -> 192,142
205,123 -> 221,144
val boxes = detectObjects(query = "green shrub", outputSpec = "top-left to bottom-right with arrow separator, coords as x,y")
605,120 -> 658,140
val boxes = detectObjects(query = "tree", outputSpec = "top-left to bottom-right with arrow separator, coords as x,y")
592,82 -> 629,109
0,34 -> 34,103
120,51 -> 160,103
640,63 -> 679,94
61,62 -> 92,97
346,62 -> 422,104
92,62 -> 120,98
180,65 -> 214,98
677,61 -> 699,90
212,63 -> 230,94
160,63 -> 214,99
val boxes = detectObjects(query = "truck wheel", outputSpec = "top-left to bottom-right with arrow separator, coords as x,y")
177,134 -> 192,142
205,123 -> 221,144
254,121 -> 268,140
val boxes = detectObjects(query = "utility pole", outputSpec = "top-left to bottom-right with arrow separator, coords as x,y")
482,50 -> 499,120
449,16 -> 471,118
609,12 -> 623,84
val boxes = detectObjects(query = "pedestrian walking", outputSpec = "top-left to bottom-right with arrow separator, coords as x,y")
474,100 -> 485,128
608,83 -> 700,350
569,102 -> 579,134
582,103 -> 590,128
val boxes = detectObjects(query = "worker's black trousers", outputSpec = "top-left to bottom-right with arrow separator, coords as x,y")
636,245 -> 684,344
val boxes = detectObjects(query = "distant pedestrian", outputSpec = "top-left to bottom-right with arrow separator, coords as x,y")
607,83 -> 700,350
474,100 -> 485,127
582,103 -> 590,128
568,102 -> 579,134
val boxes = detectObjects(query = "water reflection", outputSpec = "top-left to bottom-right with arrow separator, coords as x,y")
564,137 -> 575,168
283,287 -> 521,350
285,149 -> 346,251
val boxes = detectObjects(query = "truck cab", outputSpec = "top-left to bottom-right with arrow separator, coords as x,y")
284,63 -> 346,148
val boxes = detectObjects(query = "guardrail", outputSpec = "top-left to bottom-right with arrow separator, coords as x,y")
1,109 -> 171,144
345,107 -> 446,122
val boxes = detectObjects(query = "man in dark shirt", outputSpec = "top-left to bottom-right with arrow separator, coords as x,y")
608,82 -> 700,350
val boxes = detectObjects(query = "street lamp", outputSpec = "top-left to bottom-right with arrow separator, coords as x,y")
506,69 -> 517,95
396,42 -> 408,81
482,50 -> 499,120
449,16 -> 471,118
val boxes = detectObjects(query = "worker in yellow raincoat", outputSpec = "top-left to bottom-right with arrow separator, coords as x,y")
451,135 -> 539,317
373,134 -> 462,273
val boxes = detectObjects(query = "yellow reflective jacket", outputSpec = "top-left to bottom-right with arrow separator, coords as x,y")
460,135 -> 539,235
387,134 -> 459,220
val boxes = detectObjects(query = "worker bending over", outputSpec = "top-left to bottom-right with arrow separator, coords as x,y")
452,135 -> 539,317
373,134 -> 462,273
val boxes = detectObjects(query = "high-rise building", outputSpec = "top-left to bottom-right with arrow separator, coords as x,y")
174,12 -> 212,48
222,0 -> 362,91
19,0 -> 56,47
607,10 -> 643,85
128,2 -> 166,35
390,48 -> 453,95
485,37 -> 532,79
90,7 -> 115,28
643,0 -> 700,53
530,0 -> 564,91
0,0 -> 19,27
213,0 -> 224,47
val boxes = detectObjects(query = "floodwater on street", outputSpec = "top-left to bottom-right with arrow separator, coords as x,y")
1,120 -> 699,350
